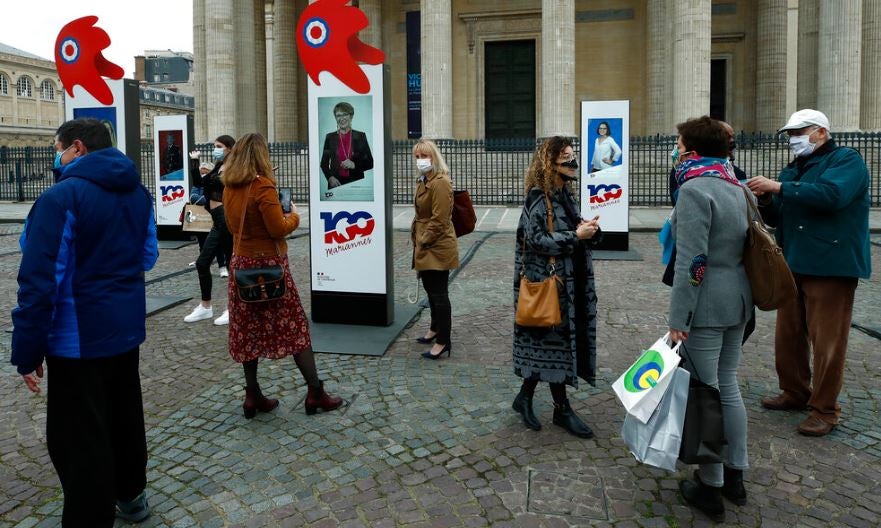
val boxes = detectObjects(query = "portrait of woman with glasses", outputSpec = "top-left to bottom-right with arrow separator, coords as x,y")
590,120 -> 622,172
319,101 -> 374,189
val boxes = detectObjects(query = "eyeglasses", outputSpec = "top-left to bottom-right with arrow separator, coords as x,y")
334,113 -> 351,119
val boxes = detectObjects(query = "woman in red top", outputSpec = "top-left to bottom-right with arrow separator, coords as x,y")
223,133 -> 343,418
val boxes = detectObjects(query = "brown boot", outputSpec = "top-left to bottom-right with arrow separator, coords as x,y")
304,381 -> 343,415
243,386 -> 279,419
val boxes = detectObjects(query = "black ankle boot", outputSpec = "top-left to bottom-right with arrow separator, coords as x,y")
512,390 -> 541,431
552,400 -> 594,438
680,471 -> 725,522
722,466 -> 747,505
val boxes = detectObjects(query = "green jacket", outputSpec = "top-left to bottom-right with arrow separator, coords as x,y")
759,140 -> 871,279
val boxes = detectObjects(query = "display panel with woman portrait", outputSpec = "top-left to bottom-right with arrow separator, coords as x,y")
587,118 -> 623,173
318,96 -> 375,201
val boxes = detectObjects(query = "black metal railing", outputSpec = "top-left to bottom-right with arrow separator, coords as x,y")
4,132 -> 881,206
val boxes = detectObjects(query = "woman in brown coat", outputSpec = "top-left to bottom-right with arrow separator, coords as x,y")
223,133 -> 343,418
411,139 -> 459,359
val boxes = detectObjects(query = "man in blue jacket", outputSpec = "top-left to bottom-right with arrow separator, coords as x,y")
11,118 -> 159,525
747,109 -> 871,437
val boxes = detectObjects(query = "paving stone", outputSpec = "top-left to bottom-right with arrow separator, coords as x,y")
1,234 -> 880,526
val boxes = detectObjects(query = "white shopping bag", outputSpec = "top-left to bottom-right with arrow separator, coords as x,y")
622,367 -> 690,471
612,332 -> 682,424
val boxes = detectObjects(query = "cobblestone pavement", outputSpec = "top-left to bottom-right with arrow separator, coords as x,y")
1,228 -> 880,527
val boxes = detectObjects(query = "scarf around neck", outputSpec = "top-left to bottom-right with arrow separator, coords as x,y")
674,156 -> 742,189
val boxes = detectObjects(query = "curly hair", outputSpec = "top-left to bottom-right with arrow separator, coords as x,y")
523,136 -> 572,195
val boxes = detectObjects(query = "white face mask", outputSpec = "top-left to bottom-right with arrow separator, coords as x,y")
416,158 -> 433,173
788,129 -> 817,158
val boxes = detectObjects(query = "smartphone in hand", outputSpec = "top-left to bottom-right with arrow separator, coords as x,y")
278,187 -> 293,214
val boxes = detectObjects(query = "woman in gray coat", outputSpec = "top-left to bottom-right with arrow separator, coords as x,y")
669,116 -> 753,522
512,136 -> 601,438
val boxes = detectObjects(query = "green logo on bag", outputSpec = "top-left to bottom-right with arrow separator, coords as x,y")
623,350 -> 664,393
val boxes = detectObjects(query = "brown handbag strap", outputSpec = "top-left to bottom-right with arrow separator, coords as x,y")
233,179 -> 282,259
740,185 -> 762,226
520,193 -> 557,276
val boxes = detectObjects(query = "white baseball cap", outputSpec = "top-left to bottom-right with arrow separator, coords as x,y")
778,109 -> 831,133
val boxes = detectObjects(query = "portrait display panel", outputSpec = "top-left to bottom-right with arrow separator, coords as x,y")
581,100 -> 630,249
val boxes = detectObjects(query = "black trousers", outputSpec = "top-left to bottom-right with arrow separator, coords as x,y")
196,205 -> 233,301
46,348 -> 148,527
196,232 -> 228,268
420,270 -> 452,345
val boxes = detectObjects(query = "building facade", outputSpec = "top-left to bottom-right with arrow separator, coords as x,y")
0,43 -> 64,147
135,50 -> 196,96
192,0 -> 881,143
139,86 -> 196,140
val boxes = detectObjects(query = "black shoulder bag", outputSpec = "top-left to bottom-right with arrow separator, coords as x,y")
232,181 -> 287,303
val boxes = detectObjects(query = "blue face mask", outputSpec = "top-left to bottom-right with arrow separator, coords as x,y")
53,145 -> 73,169
212,147 -> 225,161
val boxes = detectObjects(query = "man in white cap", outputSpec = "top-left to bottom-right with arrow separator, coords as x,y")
747,109 -> 871,436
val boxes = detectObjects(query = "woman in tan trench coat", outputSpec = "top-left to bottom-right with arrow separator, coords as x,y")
411,139 -> 459,359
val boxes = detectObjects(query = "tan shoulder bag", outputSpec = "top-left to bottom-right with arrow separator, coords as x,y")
515,193 -> 563,327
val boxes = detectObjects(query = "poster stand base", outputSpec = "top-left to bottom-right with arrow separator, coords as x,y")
312,291 -> 394,326
594,232 -> 629,251
156,225 -> 193,241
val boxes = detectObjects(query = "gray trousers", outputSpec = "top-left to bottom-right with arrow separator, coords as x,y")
681,322 -> 749,487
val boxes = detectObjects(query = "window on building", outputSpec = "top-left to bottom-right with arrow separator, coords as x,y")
162,73 -> 169,81
146,124 -> 152,136
153,74 -> 160,82
40,80 -> 55,101
165,94 -> 171,102
17,76 -> 33,98
0,74 -> 8,96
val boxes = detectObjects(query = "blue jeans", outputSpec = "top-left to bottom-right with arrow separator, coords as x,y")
681,322 -> 749,487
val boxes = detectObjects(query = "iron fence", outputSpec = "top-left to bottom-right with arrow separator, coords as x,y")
3,132 -> 881,207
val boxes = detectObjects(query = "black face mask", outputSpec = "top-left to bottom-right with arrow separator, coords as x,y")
560,174 -> 578,182
558,159 -> 578,170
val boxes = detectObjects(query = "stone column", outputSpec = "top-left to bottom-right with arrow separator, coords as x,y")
253,0 -> 268,136
796,0 -> 819,110
672,0 -> 711,123
273,0 -> 298,141
540,0 -> 575,137
358,0 -> 383,51
265,1 -> 275,141
205,0 -> 237,137
421,0 -> 452,139
818,0 -> 862,131
193,0 -> 209,142
235,0 -> 258,135
645,0 -> 669,135
861,0 -> 881,130
756,0 -> 788,131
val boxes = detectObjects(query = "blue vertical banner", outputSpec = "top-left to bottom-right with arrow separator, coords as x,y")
406,11 -> 422,139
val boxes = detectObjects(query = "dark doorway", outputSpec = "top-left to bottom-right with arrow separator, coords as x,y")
485,40 -> 536,140
710,58 -> 727,121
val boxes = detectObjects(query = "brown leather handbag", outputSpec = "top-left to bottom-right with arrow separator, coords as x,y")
741,187 -> 797,311
515,194 -> 562,327
232,181 -> 287,303
452,190 -> 477,237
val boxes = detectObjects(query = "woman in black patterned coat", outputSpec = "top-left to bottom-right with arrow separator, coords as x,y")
512,136 -> 602,438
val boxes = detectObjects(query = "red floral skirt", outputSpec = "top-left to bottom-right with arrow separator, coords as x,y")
228,254 -> 311,363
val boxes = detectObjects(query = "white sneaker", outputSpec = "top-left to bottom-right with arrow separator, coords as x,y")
213,309 -> 229,326
183,304 -> 213,323
187,261 -> 196,267
219,267 -> 229,278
